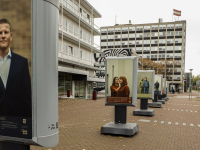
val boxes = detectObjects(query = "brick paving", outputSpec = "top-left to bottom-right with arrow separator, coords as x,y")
31,92 -> 200,150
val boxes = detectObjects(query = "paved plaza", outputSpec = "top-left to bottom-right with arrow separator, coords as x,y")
31,92 -> 200,150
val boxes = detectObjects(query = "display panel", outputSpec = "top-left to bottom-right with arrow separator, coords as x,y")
162,78 -> 166,94
154,74 -> 163,95
0,0 -> 32,139
105,57 -> 138,106
137,70 -> 155,99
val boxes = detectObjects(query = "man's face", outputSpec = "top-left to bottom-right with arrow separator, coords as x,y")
145,78 -> 147,81
0,23 -> 12,51
141,78 -> 143,81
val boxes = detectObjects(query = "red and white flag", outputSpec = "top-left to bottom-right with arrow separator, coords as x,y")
173,9 -> 181,16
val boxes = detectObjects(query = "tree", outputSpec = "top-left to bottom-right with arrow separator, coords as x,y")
192,74 -> 200,85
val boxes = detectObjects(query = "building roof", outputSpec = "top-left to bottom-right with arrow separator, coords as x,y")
82,0 -> 101,18
100,20 -> 186,29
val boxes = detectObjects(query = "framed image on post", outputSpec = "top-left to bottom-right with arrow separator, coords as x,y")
154,74 -> 163,95
137,70 -> 155,99
105,56 -> 138,106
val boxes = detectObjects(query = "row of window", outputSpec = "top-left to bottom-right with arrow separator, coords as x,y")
134,46 -> 182,51
101,39 -> 183,46
61,0 -> 92,25
139,53 -> 182,59
102,31 -> 183,39
59,42 -> 91,61
101,24 -> 184,33
60,17 -> 92,44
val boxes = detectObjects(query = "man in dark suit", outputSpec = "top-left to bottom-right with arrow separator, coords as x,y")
0,18 -> 31,117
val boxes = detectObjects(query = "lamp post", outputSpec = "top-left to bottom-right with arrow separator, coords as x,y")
189,69 -> 193,100
182,74 -> 184,93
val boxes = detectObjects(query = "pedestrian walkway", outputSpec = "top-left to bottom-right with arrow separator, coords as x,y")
31,92 -> 200,150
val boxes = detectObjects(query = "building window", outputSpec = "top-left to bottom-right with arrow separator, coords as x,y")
151,39 -> 158,44
144,40 -> 150,44
159,32 -> 166,37
108,41 -> 114,46
167,39 -> 174,44
129,27 -> 135,31
175,31 -> 182,36
108,35 -> 114,39
59,42 -> 61,52
80,30 -> 82,39
122,41 -> 128,45
122,34 -> 128,38
80,51 -> 82,59
115,34 -> 121,39
175,38 -> 182,43
64,44 -> 67,53
167,31 -> 174,36
115,28 -> 121,32
159,25 -> 166,29
136,33 -> 143,38
101,28 -> 107,33
69,22 -> 73,34
151,32 -> 158,37
63,19 -> 67,32
136,26 -> 143,31
175,24 -> 182,28
122,27 -> 128,32
101,35 -> 107,40
129,40 -> 135,45
167,24 -> 174,29
152,25 -> 158,30
144,26 -> 150,30
101,42 -> 107,46
74,48 -> 78,57
159,39 -> 165,44
108,28 -> 114,33
129,33 -> 135,38
69,46 -> 73,56
151,47 -> 158,51
167,46 -> 173,51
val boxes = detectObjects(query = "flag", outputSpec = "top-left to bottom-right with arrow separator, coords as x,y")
173,9 -> 181,16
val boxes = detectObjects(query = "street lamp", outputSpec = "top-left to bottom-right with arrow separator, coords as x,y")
182,74 -> 185,93
189,69 -> 193,100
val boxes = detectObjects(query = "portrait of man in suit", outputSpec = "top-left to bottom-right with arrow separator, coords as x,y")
0,18 -> 32,117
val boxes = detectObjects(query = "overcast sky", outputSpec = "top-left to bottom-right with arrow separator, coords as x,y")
87,0 -> 200,76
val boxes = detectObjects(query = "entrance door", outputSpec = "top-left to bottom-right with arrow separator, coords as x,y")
75,81 -> 85,99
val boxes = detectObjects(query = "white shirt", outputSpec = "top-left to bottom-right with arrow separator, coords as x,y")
0,49 -> 12,88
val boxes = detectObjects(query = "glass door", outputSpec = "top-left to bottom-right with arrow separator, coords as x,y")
79,81 -> 85,99
87,82 -> 93,99
75,81 -> 85,99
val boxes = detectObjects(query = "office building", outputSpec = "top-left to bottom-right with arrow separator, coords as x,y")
58,0 -> 104,99
100,20 -> 186,90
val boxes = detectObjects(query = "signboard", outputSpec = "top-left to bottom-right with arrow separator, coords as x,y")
105,57 -> 138,106
154,74 -> 163,95
137,70 -> 155,99
0,0 -> 59,147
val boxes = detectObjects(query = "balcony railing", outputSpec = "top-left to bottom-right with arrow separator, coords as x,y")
59,26 -> 100,51
60,0 -> 100,32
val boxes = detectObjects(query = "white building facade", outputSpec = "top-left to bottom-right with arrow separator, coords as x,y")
58,0 -> 104,99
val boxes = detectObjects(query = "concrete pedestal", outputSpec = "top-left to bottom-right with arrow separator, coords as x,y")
101,106 -> 139,136
101,122 -> 138,136
158,100 -> 165,104
162,98 -> 168,101
133,109 -> 154,116
133,99 -> 154,116
148,102 -> 162,108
